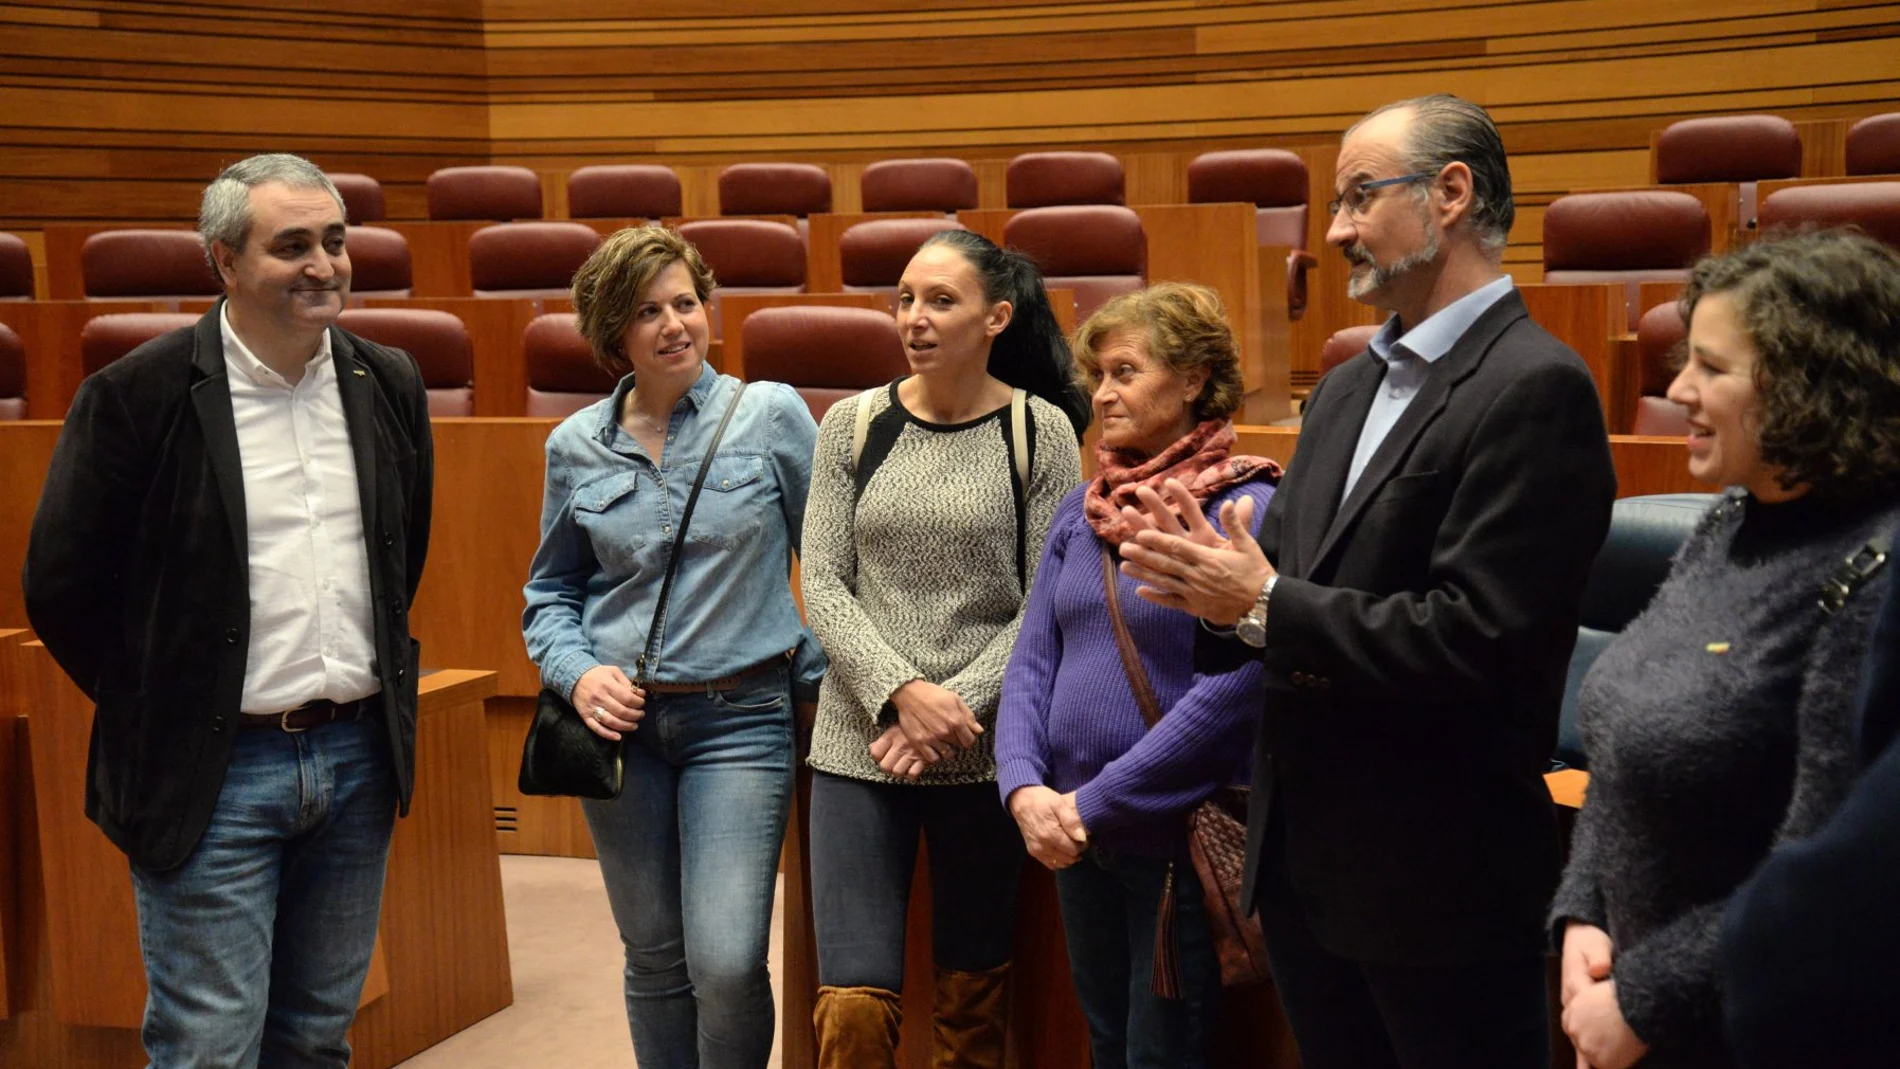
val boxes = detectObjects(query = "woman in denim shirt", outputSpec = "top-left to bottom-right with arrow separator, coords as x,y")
522,225 -> 825,1069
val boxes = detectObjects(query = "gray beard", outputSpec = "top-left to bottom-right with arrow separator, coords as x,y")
1346,228 -> 1442,300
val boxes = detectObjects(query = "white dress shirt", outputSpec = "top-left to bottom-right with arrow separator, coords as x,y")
1340,275 -> 1515,504
221,307 -> 379,714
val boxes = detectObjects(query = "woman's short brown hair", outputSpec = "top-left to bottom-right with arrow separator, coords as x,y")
1070,282 -> 1245,422
570,225 -> 717,376
1680,228 -> 1900,500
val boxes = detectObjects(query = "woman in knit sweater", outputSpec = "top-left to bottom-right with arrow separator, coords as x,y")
1551,229 -> 1900,1069
799,228 -> 1087,1068
994,283 -> 1279,1069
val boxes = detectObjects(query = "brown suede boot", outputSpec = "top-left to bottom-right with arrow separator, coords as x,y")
814,984 -> 902,1069
931,962 -> 1010,1069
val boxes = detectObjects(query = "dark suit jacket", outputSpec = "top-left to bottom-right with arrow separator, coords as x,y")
1202,289 -> 1616,966
1721,519 -> 1900,1068
23,303 -> 434,872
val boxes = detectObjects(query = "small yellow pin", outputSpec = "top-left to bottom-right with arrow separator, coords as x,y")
352,369 -> 367,377
1706,642 -> 1730,654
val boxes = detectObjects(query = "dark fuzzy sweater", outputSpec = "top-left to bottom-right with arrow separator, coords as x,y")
1549,490 -> 1900,1068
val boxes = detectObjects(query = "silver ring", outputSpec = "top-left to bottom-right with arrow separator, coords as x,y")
592,706 -> 607,722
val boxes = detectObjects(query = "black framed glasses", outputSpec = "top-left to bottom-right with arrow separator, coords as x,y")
1327,171 -> 1436,220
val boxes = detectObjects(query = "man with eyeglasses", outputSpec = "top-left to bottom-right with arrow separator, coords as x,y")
1116,94 -> 1616,1067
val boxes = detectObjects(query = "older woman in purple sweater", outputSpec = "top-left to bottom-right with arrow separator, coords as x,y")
996,282 -> 1278,1069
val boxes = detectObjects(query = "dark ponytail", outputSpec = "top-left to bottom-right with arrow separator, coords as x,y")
921,229 -> 1091,439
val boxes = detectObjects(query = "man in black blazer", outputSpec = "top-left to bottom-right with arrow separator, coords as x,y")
24,154 -> 432,1067
1118,95 -> 1615,1067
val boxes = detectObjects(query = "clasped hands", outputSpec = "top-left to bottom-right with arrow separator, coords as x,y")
868,678 -> 983,780
1559,922 -> 1649,1069
1115,480 -> 1273,626
1007,786 -> 1089,869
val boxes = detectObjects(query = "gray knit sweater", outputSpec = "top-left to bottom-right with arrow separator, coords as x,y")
1549,490 -> 1899,1068
800,382 -> 1080,785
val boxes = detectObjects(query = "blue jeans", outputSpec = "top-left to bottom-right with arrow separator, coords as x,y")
131,714 -> 397,1069
1055,849 -> 1220,1069
808,772 -> 1024,990
581,669 -> 794,1069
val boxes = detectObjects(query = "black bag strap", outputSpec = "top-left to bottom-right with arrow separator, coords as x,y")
635,380 -> 749,682
1820,531 -> 1891,616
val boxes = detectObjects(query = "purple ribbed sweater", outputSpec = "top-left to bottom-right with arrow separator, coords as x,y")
996,480 -> 1272,858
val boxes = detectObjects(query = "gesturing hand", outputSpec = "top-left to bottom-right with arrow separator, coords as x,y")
890,680 -> 982,763
571,664 -> 646,741
869,724 -> 933,781
1115,480 -> 1274,626
1007,786 -> 1084,870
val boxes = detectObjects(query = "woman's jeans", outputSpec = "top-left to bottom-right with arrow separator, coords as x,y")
1054,848 -> 1221,1069
809,771 -> 1024,990
581,668 -> 794,1069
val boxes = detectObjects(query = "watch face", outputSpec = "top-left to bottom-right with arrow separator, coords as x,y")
1236,616 -> 1266,648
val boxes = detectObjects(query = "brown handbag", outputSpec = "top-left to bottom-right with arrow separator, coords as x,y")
1099,545 -> 1272,993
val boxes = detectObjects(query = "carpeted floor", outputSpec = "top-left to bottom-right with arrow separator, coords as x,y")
394,854 -> 785,1069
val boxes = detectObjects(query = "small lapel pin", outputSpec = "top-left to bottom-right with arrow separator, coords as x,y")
352,369 -> 367,377
1706,642 -> 1730,654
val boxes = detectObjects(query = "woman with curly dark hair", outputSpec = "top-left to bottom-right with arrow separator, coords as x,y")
1550,228 -> 1900,1069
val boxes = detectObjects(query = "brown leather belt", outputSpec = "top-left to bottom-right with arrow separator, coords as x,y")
642,654 -> 787,695
240,695 -> 381,733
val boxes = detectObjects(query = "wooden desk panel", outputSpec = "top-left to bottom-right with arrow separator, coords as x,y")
379,221 -> 487,298
0,423 -> 60,628
363,296 -> 545,417
0,630 -> 24,1021
1516,283 -> 1625,422
0,300 -> 175,419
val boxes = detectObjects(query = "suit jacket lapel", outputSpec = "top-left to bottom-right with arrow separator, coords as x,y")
1310,290 -> 1531,572
187,301 -> 249,571
330,329 -> 381,546
1290,354 -> 1379,576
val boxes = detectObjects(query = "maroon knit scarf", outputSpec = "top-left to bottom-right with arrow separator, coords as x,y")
1083,419 -> 1282,548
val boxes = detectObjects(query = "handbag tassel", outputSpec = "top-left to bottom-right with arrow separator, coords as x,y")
1151,862 -> 1184,1000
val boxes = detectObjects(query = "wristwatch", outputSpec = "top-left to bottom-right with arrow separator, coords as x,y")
1234,575 -> 1278,648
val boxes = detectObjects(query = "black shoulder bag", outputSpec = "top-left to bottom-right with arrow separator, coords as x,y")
518,381 -> 750,799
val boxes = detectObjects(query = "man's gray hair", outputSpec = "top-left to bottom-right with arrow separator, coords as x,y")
1351,94 -> 1515,255
197,153 -> 344,277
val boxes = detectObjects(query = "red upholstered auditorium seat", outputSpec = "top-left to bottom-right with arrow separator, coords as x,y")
425,165 -> 544,221
326,173 -> 386,223
1002,206 -> 1145,319
1757,182 -> 1900,250
859,159 -> 979,214
567,165 -> 683,220
524,312 -> 617,417
839,219 -> 965,307
1319,324 -> 1380,378
346,225 -> 413,302
1847,113 -> 1900,176
677,219 -> 807,340
717,163 -> 832,218
80,313 -> 199,376
1543,191 -> 1710,328
1,232 -> 33,299
1006,151 -> 1125,208
741,305 -> 910,423
80,230 -> 222,301
0,321 -> 24,419
1655,115 -> 1803,184
468,222 -> 602,299
1632,303 -> 1690,436
336,308 -> 474,416
1187,148 -> 1319,319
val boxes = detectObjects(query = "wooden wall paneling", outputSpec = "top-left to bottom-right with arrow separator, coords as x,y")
0,300 -> 175,420
347,670 -> 514,1067
362,296 -> 543,417
804,211 -> 953,294
485,695 -> 597,858
1636,281 -> 1687,317
380,222 -> 487,298
1608,335 -> 1642,436
717,293 -> 883,381
1515,283 -> 1625,422
1609,436 -> 1701,498
0,423 -> 60,633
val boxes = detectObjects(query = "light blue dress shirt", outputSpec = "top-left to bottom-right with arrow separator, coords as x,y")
1339,275 -> 1516,504
523,362 -> 827,702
